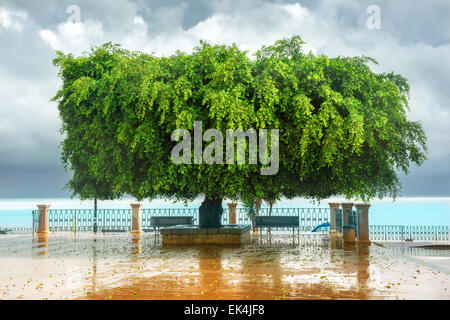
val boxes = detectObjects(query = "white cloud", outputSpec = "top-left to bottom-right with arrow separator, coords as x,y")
39,20 -> 104,54
0,75 -> 60,167
0,7 -> 27,31
183,2 -> 325,55
36,1 -> 326,56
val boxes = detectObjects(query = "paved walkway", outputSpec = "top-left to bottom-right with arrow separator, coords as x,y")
373,241 -> 450,274
0,233 -> 448,300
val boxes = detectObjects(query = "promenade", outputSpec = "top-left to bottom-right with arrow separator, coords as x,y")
0,233 -> 448,300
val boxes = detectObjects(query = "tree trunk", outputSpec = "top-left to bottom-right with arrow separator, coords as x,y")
199,197 -> 223,228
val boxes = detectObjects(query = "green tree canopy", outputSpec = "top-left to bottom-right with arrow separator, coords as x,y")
52,35 -> 427,227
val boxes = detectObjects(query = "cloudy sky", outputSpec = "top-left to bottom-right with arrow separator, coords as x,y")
0,0 -> 449,198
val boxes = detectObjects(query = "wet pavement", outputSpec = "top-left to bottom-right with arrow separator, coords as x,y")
0,233 -> 449,300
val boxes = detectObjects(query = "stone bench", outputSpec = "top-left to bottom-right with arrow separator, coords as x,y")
144,216 -> 194,234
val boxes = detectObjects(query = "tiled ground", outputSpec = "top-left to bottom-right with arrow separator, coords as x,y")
0,233 -> 448,300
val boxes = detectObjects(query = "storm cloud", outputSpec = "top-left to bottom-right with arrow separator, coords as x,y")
0,0 -> 449,197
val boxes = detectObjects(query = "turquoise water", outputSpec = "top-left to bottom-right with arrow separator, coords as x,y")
0,198 -> 449,228
0,210 -> 31,228
367,201 -> 450,225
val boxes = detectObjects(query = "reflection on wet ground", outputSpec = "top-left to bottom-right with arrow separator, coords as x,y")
0,233 -> 448,300
375,242 -> 450,256
374,241 -> 450,274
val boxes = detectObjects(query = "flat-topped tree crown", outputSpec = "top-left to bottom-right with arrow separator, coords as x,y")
52,36 -> 427,227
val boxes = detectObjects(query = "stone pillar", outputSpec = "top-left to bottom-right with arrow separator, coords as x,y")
36,204 -> 50,236
343,226 -> 356,243
341,202 -> 354,226
130,203 -> 143,236
328,202 -> 340,236
227,202 -> 238,225
355,203 -> 371,245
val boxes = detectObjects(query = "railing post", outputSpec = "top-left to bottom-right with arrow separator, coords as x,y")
32,211 -> 35,235
227,202 -> 238,225
328,202 -> 340,236
355,203 -> 371,245
130,203 -> 143,236
36,204 -> 51,236
73,211 -> 76,233
93,198 -> 98,233
435,226 -> 437,243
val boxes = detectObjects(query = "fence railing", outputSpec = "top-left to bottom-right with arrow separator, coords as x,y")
27,207 -> 329,233
0,227 -> 34,234
381,246 -> 450,257
333,209 -> 358,234
369,225 -> 450,241
32,209 -> 133,232
1,209 -> 448,243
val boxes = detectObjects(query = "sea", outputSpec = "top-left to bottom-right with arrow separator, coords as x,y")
0,197 -> 449,228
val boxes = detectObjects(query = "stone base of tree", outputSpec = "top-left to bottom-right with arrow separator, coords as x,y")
160,225 -> 251,245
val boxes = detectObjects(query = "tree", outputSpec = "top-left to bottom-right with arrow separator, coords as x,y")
52,36 -> 427,228
241,197 -> 261,232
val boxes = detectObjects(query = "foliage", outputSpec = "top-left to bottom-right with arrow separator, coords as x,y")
52,35 -> 427,203
264,198 -> 278,216
241,198 -> 257,218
